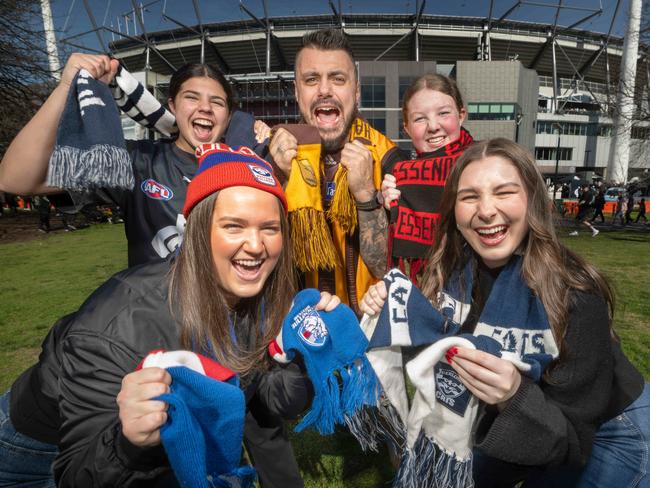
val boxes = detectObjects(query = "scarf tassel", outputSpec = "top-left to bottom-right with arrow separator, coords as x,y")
289,208 -> 339,272
294,371 -> 343,434
394,434 -> 474,488
47,144 -> 134,190
345,400 -> 406,453
326,167 -> 358,235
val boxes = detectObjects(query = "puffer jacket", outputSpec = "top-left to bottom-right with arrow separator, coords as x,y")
10,258 -> 312,487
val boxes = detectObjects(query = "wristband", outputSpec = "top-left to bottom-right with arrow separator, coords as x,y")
356,190 -> 381,211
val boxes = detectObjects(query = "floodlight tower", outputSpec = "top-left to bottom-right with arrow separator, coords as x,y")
608,0 -> 642,184
40,0 -> 62,80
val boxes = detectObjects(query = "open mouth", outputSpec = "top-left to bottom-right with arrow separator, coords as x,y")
192,118 -> 214,141
425,135 -> 447,147
475,225 -> 508,245
232,258 -> 264,281
314,106 -> 341,128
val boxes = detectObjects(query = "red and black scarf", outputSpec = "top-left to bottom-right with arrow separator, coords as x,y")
388,128 -> 474,283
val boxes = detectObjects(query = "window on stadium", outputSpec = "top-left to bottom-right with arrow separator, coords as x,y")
536,121 -> 611,137
467,103 -> 520,121
366,117 -> 386,134
535,147 -> 573,161
360,76 -> 386,108
632,126 -> 650,140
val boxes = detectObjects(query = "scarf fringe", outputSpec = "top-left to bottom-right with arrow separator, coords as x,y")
289,208 -> 339,272
47,144 -> 134,190
326,167 -> 357,235
345,399 -> 406,453
295,357 -> 380,436
394,434 -> 474,488
294,371 -> 343,434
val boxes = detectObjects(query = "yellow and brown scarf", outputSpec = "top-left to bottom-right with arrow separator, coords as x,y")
274,118 -> 399,311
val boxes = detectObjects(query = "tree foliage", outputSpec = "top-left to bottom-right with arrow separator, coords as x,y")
0,0 -> 56,156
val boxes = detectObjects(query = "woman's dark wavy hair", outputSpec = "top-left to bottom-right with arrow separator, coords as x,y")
168,192 -> 296,375
419,138 -> 616,367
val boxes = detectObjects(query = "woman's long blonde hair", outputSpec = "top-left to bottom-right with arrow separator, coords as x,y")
169,192 -> 296,375
419,138 -> 615,359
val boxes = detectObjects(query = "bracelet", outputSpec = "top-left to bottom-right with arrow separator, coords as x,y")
356,190 -> 381,211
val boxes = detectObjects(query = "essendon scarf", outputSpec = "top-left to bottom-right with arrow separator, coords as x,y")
389,128 -> 474,282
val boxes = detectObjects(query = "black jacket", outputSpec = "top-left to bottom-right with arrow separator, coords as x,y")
11,258 -> 312,487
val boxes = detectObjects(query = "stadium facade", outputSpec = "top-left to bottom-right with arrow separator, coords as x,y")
110,13 -> 650,182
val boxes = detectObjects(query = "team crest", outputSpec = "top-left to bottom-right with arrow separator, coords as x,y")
247,164 -> 275,186
297,311 -> 328,348
297,159 -> 317,187
141,179 -> 173,201
435,363 -> 471,416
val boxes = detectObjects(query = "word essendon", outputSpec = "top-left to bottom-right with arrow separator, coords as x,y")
393,156 -> 455,185
394,207 -> 440,245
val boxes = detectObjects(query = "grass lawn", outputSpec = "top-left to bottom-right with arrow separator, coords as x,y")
0,222 -> 648,486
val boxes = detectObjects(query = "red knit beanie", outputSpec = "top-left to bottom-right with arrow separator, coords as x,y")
183,143 -> 287,217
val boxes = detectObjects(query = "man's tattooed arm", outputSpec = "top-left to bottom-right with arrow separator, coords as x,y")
358,207 -> 389,278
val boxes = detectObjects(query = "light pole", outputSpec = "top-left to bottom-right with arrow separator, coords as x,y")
552,122 -> 562,200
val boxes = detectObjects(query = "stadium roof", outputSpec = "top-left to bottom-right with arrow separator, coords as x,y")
108,12 -> 637,84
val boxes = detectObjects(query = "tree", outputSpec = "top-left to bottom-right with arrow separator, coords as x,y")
0,0 -> 57,156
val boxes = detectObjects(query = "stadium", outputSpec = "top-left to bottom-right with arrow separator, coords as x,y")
96,4 -> 650,182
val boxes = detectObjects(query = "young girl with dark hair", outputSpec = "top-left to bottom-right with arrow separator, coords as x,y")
0,53 -> 263,268
362,138 -> 649,487
0,145 -> 331,487
381,74 -> 474,283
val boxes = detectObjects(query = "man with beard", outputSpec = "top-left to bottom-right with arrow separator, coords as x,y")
269,28 -> 402,313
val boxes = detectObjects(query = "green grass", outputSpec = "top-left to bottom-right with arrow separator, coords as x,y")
0,223 -> 648,486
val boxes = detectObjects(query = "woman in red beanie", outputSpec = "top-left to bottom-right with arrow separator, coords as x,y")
0,145 -> 333,487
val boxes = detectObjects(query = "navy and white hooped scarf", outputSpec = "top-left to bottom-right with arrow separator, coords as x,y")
47,69 -> 133,190
354,256 -> 558,488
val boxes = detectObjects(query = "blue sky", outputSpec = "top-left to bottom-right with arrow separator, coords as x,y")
49,0 -> 631,54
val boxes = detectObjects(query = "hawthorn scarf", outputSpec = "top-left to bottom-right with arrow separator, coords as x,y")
47,69 -> 133,190
388,128 -> 474,283
356,257 -> 559,487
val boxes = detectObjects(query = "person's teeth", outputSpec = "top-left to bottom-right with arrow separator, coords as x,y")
234,259 -> 262,267
477,226 -> 506,235
194,119 -> 213,127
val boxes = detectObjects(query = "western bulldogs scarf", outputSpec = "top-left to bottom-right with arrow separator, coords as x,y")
388,128 -> 474,283
139,350 -> 256,488
268,288 -> 379,435
356,257 -> 558,488
47,69 -> 133,190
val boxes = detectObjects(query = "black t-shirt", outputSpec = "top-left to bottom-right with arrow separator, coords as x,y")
101,140 -> 197,267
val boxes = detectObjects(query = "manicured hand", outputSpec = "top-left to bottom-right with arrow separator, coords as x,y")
359,281 -> 387,316
269,128 -> 297,178
381,173 -> 400,210
60,53 -> 119,88
447,347 -> 522,410
315,291 -> 341,312
341,140 -> 375,202
116,367 -> 172,447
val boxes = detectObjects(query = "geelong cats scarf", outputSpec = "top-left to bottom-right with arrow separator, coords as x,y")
356,257 -> 558,488
389,128 -> 474,283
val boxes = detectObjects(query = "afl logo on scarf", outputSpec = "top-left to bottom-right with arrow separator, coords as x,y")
141,179 -> 173,201
247,164 -> 276,186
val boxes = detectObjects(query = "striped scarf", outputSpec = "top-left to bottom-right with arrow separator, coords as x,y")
388,128 -> 474,283
353,256 -> 558,488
